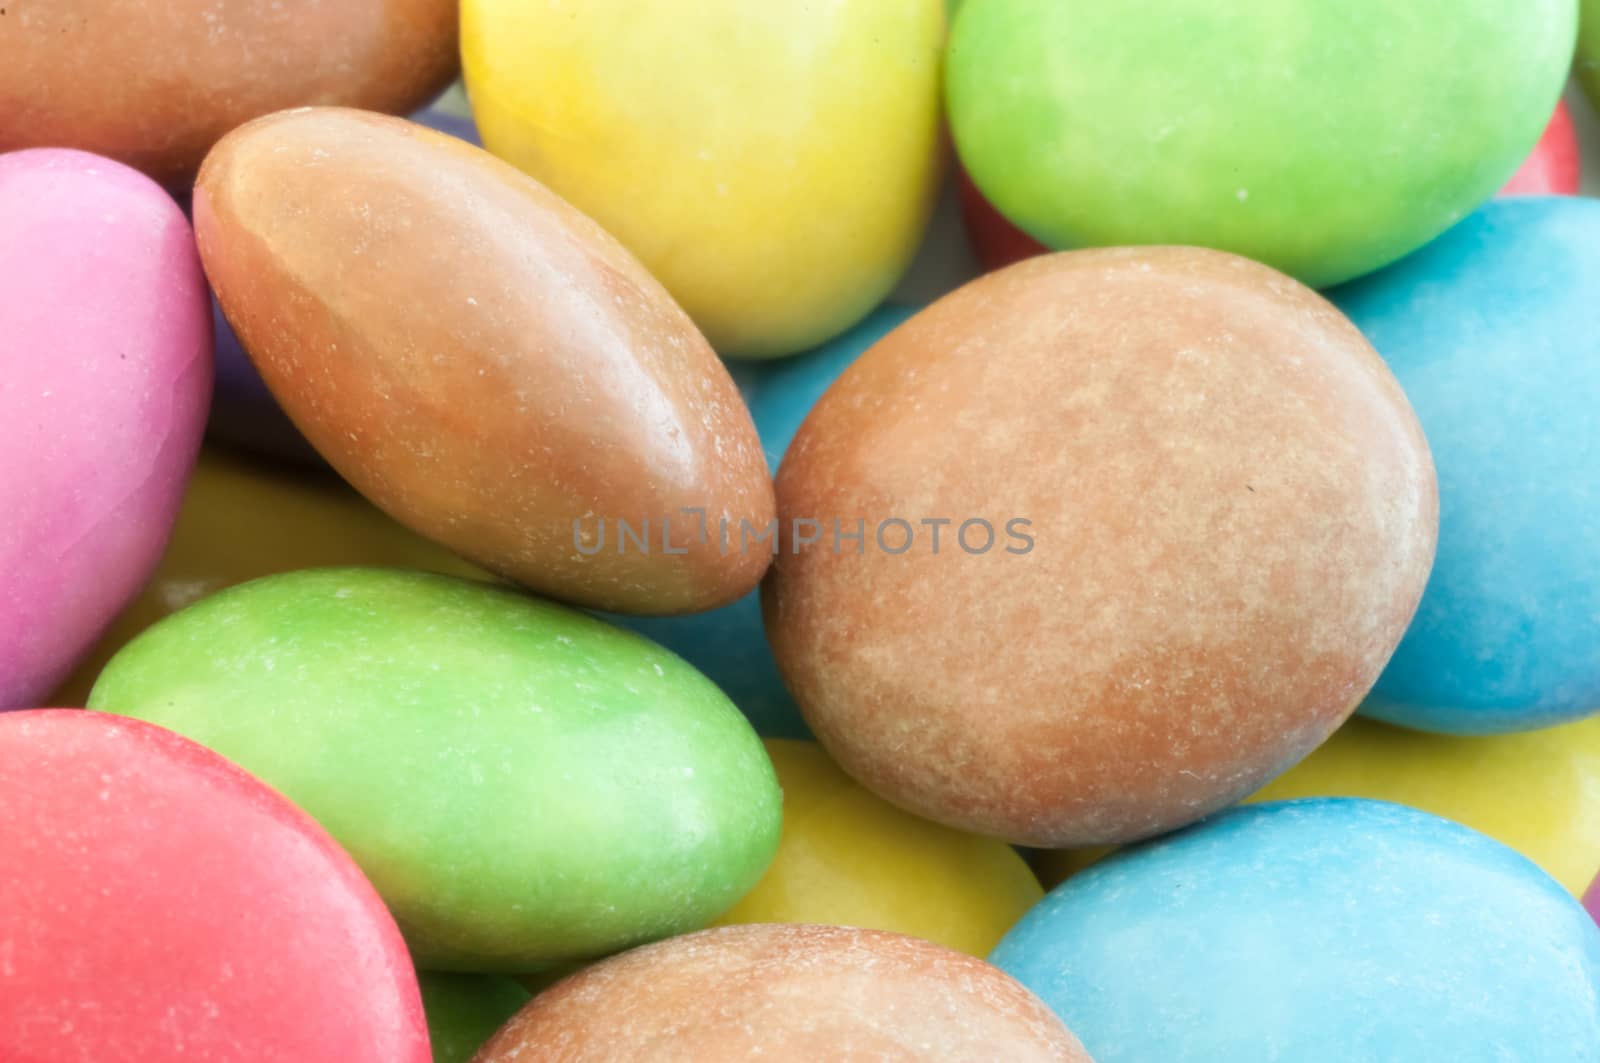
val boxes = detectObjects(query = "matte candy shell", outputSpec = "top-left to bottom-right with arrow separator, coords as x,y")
195,107 -> 774,615
419,974 -> 530,1063
949,0 -> 1575,288
0,710 -> 428,1062
607,306 -> 917,738
462,0 -> 946,358
1501,102 -> 1581,196
52,447 -> 485,706
88,568 -> 782,971
1587,876 -> 1600,925
0,149 -> 211,711
0,1 -> 457,185
476,925 -> 1092,1062
994,800 -> 1600,1060
1332,198 -> 1600,733
714,740 -> 1042,957
766,248 -> 1436,846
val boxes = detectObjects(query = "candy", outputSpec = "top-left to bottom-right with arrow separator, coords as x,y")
51,447 -> 484,706
87,568 -> 782,972
607,306 -> 917,737
0,149 -> 211,711
475,924 -> 1092,1061
1501,101 -> 1582,196
715,740 -> 1042,956
948,0 -> 1575,288
419,974 -> 531,1063
0,1 -> 457,186
1040,715 -> 1600,894
1332,198 -> 1600,733
766,248 -> 1436,847
994,799 -> 1600,1060
0,710 -> 428,1061
461,0 -> 946,358
194,108 -> 774,615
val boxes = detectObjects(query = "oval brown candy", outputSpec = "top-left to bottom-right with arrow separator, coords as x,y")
764,247 -> 1438,847
195,108 -> 774,614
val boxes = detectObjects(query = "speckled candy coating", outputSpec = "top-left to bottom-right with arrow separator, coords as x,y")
1333,198 -> 1600,733
948,0 -> 1575,288
475,924 -> 1092,1062
714,740 -> 1043,957
994,799 -> 1600,1060
0,0 -> 458,186
0,710 -> 428,1062
462,0 -> 946,358
194,107 -> 774,615
87,568 -> 782,972
766,248 -> 1437,847
0,149 -> 211,710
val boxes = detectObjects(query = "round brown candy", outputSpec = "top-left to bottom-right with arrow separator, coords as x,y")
195,108 -> 774,615
474,924 -> 1091,1061
0,1 -> 458,187
764,248 -> 1437,847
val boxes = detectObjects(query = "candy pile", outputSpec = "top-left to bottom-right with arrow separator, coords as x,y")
4,1 -> 1600,1060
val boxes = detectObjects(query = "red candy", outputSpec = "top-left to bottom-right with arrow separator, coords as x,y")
0,710 -> 429,1063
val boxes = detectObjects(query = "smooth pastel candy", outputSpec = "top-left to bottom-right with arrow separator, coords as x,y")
52,447 -> 485,706
606,306 -> 917,737
195,108 -> 774,615
766,248 -> 1437,847
714,740 -> 1042,957
87,568 -> 782,972
419,973 -> 530,1063
995,800 -> 1600,1060
476,925 -> 1092,1062
1039,714 -> 1600,894
1332,198 -> 1600,733
1587,875 -> 1600,926
0,710 -> 428,1061
0,149 -> 211,710
205,104 -> 483,465
461,0 -> 946,358
0,1 -> 457,186
949,0 -> 1575,288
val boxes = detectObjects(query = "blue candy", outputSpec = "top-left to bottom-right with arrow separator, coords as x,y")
993,798 -> 1600,1061
1331,197 -> 1600,734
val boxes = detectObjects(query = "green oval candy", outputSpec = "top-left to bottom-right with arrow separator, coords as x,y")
419,973 -> 531,1063
947,0 -> 1576,287
87,568 -> 782,972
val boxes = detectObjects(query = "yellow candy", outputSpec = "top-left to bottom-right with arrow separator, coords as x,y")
54,448 -> 483,705
461,0 -> 946,359
716,740 -> 1042,957
1037,717 -> 1600,895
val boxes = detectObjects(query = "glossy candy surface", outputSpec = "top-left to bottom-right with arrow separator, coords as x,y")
0,710 -> 429,1062
715,740 -> 1042,956
949,0 -> 1576,287
767,248 -> 1437,847
195,107 -> 774,614
0,0 -> 458,186
0,149 -> 211,710
462,0 -> 946,358
476,925 -> 1093,1062
995,800 -> 1600,1061
607,306 -> 917,737
1333,198 -> 1600,733
88,568 -> 782,972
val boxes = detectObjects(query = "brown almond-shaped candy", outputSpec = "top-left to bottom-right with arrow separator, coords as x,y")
473,924 -> 1093,1062
0,1 -> 459,187
194,108 -> 774,614
764,247 -> 1438,847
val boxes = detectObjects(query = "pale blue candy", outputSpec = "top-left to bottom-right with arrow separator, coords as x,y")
1330,198 -> 1600,733
604,305 -> 917,737
993,799 -> 1600,1061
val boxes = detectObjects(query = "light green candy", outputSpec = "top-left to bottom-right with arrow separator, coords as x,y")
419,973 -> 531,1063
88,568 -> 782,972
948,0 -> 1576,288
